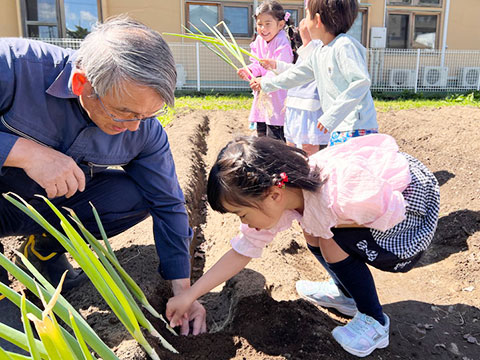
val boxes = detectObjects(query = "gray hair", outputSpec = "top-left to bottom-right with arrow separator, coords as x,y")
75,15 -> 176,106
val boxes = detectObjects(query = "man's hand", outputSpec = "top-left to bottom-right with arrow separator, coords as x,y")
317,121 -> 328,134
5,138 -> 85,198
170,279 -> 207,335
237,68 -> 251,81
259,59 -> 277,70
250,78 -> 262,92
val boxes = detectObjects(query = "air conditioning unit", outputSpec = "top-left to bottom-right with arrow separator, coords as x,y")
388,69 -> 416,88
175,64 -> 187,89
420,66 -> 448,87
459,67 -> 480,88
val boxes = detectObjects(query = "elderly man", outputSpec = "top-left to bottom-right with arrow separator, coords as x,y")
0,16 -> 206,351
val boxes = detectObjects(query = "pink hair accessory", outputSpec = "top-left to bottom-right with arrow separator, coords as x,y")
284,12 -> 291,22
277,172 -> 289,189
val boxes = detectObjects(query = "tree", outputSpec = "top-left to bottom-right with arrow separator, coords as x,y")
66,25 -> 90,39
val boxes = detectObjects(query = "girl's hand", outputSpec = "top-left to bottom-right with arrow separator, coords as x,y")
317,121 -> 328,134
237,68 -> 251,81
250,78 -> 262,92
260,59 -> 277,70
166,293 -> 195,330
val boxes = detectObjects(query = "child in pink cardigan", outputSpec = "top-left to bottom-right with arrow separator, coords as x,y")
237,0 -> 294,142
166,134 -> 440,357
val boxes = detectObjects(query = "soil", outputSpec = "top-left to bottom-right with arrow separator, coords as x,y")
4,105 -> 480,359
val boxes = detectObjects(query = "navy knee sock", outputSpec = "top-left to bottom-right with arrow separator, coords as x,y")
306,244 -> 352,298
327,255 -> 385,325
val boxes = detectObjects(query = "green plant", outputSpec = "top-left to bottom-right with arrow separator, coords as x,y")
2,193 -> 179,359
0,252 -> 116,359
164,20 -> 273,119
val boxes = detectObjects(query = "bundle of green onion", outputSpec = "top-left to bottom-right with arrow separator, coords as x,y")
166,20 -> 259,76
164,20 -> 273,118
0,250 -> 117,359
1,192 -> 178,360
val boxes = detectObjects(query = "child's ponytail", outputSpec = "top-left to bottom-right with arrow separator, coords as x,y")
286,22 -> 302,63
207,136 -> 323,213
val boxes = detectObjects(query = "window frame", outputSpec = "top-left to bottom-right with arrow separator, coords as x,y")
185,1 -> 254,38
387,10 -> 441,49
20,0 -> 102,38
283,4 -> 305,27
387,0 -> 442,8
354,7 -> 369,46
222,3 -> 253,37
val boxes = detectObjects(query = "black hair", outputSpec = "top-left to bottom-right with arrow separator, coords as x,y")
252,0 -> 298,58
307,0 -> 359,36
207,136 -> 323,213
288,26 -> 303,63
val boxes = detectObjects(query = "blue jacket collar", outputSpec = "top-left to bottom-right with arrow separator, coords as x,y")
46,56 -> 77,99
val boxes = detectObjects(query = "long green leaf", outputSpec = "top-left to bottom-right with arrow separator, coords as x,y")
0,347 -> 14,360
24,194 -> 137,336
0,252 -> 117,359
2,194 -> 79,259
0,322 -> 47,358
0,256 -> 86,359
20,295 -> 41,360
217,21 -> 244,66
70,211 -> 168,319
88,203 -> 116,261
69,312 -> 95,360
40,198 -> 160,358
68,213 -> 178,343
185,24 -> 237,69
59,222 -> 137,334
164,30 -> 261,62
3,193 -> 168,358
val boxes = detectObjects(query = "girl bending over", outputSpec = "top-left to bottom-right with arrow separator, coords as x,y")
167,134 -> 439,357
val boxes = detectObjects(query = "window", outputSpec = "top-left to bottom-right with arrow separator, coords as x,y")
347,9 -> 368,45
22,0 -> 101,38
387,0 -> 442,6
224,6 -> 249,36
413,15 -> 437,49
387,12 -> 439,49
64,0 -> 99,38
186,2 -> 252,37
24,0 -> 59,37
387,14 -> 409,48
188,4 -> 219,33
284,8 -> 299,26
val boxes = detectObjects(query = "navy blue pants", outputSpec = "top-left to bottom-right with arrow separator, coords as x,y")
0,168 -> 149,254
256,122 -> 286,142
331,227 -> 423,273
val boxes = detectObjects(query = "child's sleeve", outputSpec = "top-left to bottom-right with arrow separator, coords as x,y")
318,43 -> 372,131
261,53 -> 315,93
230,211 -> 298,257
274,60 -> 294,74
230,225 -> 276,258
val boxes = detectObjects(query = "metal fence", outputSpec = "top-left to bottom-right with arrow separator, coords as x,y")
30,37 -> 83,50
34,38 -> 480,93
367,48 -> 480,93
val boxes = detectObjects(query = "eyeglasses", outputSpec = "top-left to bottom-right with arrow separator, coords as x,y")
94,92 -> 168,122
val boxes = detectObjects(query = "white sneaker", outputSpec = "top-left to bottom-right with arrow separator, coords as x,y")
295,279 -> 357,316
332,312 -> 390,357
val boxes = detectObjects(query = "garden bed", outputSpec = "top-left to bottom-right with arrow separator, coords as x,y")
5,105 -> 480,359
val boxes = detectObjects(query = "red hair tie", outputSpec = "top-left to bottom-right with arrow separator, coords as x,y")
277,172 -> 289,189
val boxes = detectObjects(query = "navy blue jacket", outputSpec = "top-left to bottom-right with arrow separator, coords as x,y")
0,38 -> 192,279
